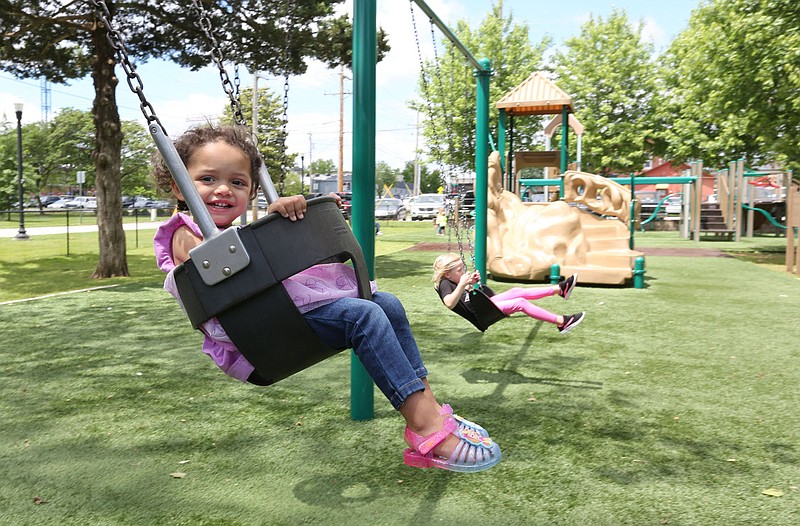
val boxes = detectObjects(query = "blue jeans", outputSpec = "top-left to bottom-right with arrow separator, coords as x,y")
302,292 -> 428,409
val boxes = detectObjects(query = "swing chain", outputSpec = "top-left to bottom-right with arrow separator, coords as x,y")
278,1 -> 294,195
429,20 -> 459,184
189,0 -> 247,127
410,2 -> 475,271
91,0 -> 166,134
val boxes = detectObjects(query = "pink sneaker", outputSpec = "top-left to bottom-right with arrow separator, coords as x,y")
403,415 -> 502,473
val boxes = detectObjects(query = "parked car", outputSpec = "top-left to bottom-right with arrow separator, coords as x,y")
375,198 -> 407,220
46,197 -> 74,209
408,193 -> 445,220
132,196 -> 154,209
459,190 -> 475,214
149,199 -> 174,209
63,196 -> 97,209
37,195 -> 65,208
336,191 -> 352,219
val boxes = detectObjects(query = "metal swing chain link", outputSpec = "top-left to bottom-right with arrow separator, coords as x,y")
411,3 -> 472,269
189,0 -> 247,127
91,0 -> 166,134
410,2 -> 446,183
278,1 -> 294,196
429,19 -> 458,195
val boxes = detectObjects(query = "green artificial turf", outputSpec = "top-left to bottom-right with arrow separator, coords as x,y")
1,222 -> 799,525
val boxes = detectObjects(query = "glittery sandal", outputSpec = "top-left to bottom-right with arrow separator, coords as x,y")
403,415 -> 502,473
439,404 -> 489,437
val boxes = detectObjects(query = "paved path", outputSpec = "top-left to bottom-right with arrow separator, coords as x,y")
1,221 -> 162,238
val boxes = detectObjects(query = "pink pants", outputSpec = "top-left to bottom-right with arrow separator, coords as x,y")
489,286 -> 560,324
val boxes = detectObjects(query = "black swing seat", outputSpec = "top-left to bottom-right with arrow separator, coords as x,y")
466,286 -> 508,332
173,196 -> 372,386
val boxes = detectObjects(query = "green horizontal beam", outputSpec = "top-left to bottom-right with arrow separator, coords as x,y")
519,176 -> 697,187
518,179 -> 561,187
411,0 -> 489,72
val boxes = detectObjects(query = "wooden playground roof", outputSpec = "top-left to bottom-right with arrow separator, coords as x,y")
495,72 -> 575,116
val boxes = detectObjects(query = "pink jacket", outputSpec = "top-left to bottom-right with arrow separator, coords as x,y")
154,213 -> 376,382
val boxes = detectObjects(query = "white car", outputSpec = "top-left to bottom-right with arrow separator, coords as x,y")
47,197 -> 74,209
408,194 -> 445,221
63,196 -> 98,209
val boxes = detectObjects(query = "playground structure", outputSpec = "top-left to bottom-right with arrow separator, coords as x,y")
485,152 -> 643,285
709,160 -> 791,241
490,73 -> 645,285
787,184 -> 800,275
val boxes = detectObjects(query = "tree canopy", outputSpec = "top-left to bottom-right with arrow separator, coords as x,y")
413,1 -> 551,174
0,0 -> 386,277
553,9 -> 658,175
658,0 -> 800,176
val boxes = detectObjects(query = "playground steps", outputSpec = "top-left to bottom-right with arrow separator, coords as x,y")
563,215 -> 644,285
561,251 -> 642,285
699,203 -> 735,238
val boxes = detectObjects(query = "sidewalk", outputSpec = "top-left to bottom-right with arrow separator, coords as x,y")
1,210 -> 268,238
1,221 -> 163,238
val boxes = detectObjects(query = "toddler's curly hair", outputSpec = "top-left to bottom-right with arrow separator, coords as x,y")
151,125 -> 261,211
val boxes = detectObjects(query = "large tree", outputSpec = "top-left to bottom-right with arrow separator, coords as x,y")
552,9 -> 659,175
413,1 -> 551,174
657,0 -> 800,176
0,0 -> 386,278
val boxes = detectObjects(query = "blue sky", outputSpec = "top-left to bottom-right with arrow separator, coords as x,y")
0,0 -> 701,170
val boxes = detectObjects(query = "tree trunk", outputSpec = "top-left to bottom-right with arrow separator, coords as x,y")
90,15 -> 128,279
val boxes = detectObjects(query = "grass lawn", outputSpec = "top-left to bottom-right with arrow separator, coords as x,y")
1,220 -> 799,525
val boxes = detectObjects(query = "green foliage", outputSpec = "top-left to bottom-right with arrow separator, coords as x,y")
313,15 -> 391,70
414,1 -> 551,172
0,0 -> 364,276
399,160 -> 442,194
310,158 -> 336,175
553,10 -> 658,175
220,86 -> 294,185
658,0 -> 800,174
375,160 -> 399,192
0,109 -> 153,203
0,130 -> 18,210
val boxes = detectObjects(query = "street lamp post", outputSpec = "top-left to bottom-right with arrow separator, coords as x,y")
14,101 -> 29,240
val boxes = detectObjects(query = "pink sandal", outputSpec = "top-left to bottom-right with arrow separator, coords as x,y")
439,404 -> 489,437
403,415 -> 502,473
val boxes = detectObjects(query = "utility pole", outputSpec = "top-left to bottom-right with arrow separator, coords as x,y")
338,65 -> 345,192
326,65 -> 351,192
308,133 -> 313,175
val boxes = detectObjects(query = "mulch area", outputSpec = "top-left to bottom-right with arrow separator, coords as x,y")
637,247 -> 732,257
408,242 -> 731,258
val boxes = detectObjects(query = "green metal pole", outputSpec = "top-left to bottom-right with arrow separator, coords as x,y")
559,105 -> 569,197
497,109 -> 507,187
633,256 -> 645,289
629,171 -> 636,249
475,58 -> 491,284
350,0 -> 375,421
559,105 -> 568,172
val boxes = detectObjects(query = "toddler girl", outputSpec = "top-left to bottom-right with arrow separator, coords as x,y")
152,126 -> 501,473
